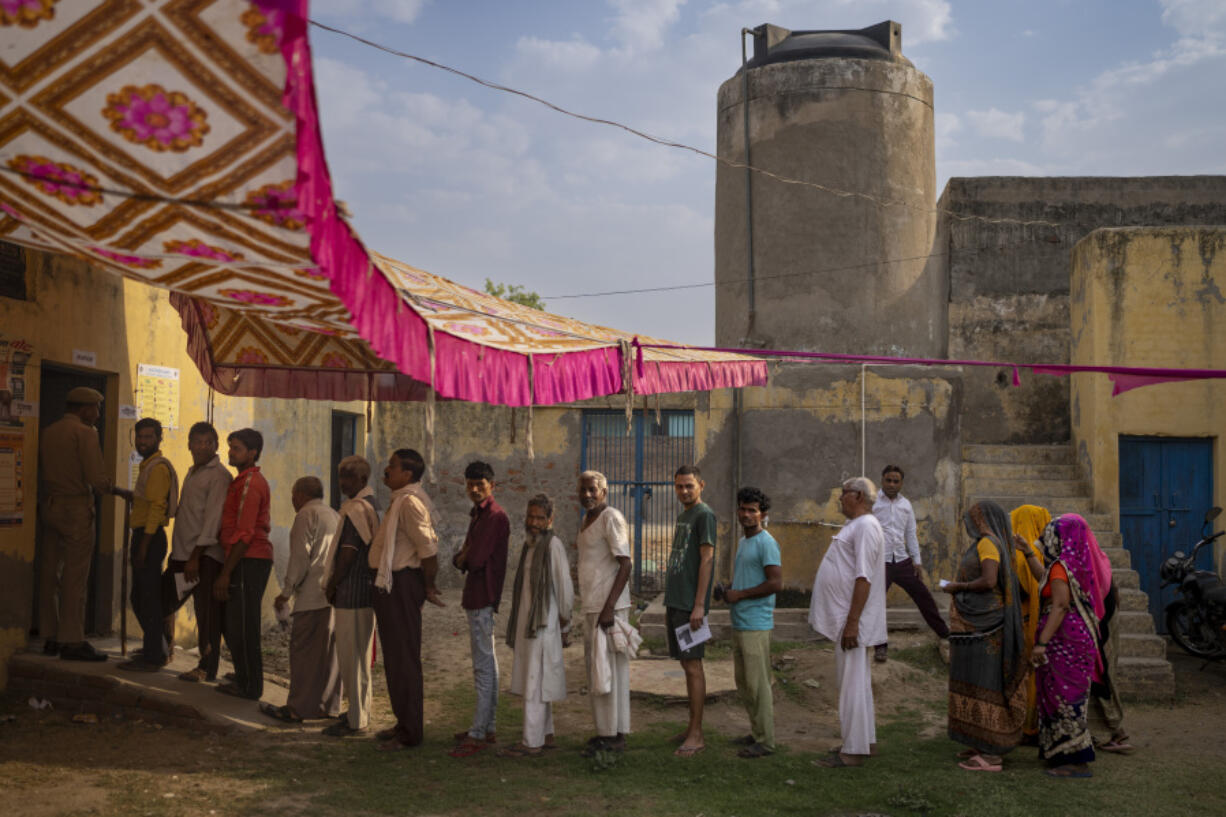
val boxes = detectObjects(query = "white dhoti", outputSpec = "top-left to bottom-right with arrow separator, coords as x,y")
835,644 -> 876,756
584,609 -> 630,737
509,535 -> 572,749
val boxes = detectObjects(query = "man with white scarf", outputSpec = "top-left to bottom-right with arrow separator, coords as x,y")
499,494 -> 573,757
322,455 -> 381,737
366,448 -> 444,751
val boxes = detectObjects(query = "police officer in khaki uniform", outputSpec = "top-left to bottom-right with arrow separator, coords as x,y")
38,386 -> 118,661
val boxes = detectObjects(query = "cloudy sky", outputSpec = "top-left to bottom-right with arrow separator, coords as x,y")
309,0 -> 1226,344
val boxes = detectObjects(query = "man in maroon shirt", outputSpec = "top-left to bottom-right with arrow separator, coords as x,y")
213,428 -> 272,700
449,461 -> 509,757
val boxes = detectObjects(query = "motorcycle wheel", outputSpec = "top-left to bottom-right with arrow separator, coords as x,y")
1166,601 -> 1222,658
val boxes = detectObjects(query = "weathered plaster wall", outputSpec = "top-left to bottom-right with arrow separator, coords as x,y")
698,365 -> 963,594
1070,228 -> 1226,566
942,176 -> 1226,445
0,246 -> 373,683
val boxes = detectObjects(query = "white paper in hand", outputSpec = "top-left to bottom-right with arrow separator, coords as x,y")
175,573 -> 199,600
938,579 -> 951,589
673,616 -> 712,650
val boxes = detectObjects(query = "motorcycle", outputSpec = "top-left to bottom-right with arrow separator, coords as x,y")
1162,507 -> 1226,659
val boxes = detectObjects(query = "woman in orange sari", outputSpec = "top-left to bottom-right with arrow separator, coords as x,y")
1010,505 -> 1049,743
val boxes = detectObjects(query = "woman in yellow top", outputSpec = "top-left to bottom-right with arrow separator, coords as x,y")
1010,504 -> 1050,742
941,500 -> 1028,772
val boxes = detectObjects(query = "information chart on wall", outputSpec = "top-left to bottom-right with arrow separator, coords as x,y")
136,364 -> 180,430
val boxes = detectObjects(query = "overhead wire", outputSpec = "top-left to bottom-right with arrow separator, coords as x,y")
307,18 -> 1066,230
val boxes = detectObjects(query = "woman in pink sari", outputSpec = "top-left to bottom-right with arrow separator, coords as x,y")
1031,514 -> 1101,778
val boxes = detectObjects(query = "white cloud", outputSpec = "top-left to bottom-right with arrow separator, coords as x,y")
1160,0 -> 1226,39
966,108 -> 1025,142
934,112 -> 960,149
608,0 -> 687,53
514,36 -> 603,71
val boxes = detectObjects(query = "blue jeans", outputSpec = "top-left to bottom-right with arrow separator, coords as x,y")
466,606 -> 499,738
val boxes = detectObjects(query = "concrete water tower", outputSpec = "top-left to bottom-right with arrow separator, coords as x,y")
714,22 -> 941,356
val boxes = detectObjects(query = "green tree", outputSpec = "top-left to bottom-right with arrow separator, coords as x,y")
484,278 -> 546,311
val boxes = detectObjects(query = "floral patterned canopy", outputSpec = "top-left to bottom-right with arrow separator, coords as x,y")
0,0 -> 765,405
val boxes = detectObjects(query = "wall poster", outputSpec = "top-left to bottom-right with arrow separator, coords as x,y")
135,364 -> 180,430
0,430 -> 24,526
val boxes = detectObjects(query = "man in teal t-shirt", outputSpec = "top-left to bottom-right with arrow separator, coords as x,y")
725,486 -> 782,758
664,465 -> 717,758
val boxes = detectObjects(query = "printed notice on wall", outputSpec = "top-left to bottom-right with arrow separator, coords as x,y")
0,430 -> 24,526
0,335 -> 33,428
135,364 -> 179,430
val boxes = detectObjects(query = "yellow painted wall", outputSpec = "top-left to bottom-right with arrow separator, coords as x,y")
0,246 -> 372,682
1070,227 -> 1226,567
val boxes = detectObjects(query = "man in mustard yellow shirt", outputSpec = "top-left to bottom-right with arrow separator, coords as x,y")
116,418 -> 179,672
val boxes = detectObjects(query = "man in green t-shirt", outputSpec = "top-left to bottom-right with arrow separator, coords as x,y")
663,464 -> 717,758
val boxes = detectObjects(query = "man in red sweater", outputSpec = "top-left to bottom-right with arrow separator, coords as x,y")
213,428 -> 272,700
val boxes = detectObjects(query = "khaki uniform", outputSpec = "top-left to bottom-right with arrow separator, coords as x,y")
38,413 -> 111,644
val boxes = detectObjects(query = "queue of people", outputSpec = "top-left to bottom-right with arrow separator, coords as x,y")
34,389 -> 1131,776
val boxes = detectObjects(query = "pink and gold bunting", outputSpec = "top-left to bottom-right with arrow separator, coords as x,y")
0,0 -> 767,404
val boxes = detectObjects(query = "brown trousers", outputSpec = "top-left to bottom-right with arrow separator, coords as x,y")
37,495 -> 95,644
288,607 -> 342,719
372,567 -> 425,746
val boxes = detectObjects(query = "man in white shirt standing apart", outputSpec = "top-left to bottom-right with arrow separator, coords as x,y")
871,465 -> 950,663
809,476 -> 886,768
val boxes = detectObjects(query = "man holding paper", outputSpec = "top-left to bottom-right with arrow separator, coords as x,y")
809,477 -> 887,768
163,421 -> 231,683
664,464 -> 717,758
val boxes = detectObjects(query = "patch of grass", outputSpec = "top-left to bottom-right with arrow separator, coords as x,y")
891,642 -> 946,675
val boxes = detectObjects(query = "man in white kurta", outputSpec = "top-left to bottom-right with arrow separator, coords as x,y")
809,477 -> 887,767
576,471 -> 633,754
503,495 -> 574,756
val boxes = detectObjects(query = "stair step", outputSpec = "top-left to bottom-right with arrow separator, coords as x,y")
1118,588 -> 1148,612
963,462 -> 1080,481
962,444 -> 1074,465
1095,532 -> 1123,548
1114,568 -> 1140,590
1118,633 -> 1166,659
1116,610 -> 1155,635
964,478 -> 1086,498
1103,547 -> 1131,569
1082,513 -> 1113,530
965,495 -> 1094,514
1115,657 -> 1175,699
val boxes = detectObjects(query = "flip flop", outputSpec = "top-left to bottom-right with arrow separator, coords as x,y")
497,743 -> 544,758
956,748 -> 978,759
448,740 -> 487,758
178,668 -> 207,683
1097,738 -> 1136,755
958,754 -> 1002,772
259,702 -> 303,724
737,742 -> 774,759
731,734 -> 756,746
1045,766 -> 1093,778
673,744 -> 704,758
214,682 -> 256,699
815,752 -> 862,768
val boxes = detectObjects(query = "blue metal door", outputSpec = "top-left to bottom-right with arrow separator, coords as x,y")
1119,436 -> 1214,632
581,410 -> 695,594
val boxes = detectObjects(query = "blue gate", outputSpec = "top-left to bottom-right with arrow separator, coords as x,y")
581,410 -> 695,594
1119,436 -> 1214,632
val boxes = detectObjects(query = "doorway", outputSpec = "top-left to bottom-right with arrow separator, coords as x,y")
32,364 -> 109,636
330,411 -> 360,509
1119,436 -> 1215,633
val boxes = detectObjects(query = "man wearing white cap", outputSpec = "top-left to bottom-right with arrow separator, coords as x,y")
37,386 -> 120,661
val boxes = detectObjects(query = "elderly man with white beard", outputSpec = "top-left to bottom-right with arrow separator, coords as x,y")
499,494 -> 574,757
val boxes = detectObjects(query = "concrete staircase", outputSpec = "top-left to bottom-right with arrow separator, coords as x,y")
963,444 -> 1174,698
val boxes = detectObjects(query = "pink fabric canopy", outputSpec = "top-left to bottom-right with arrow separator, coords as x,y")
0,0 -> 767,405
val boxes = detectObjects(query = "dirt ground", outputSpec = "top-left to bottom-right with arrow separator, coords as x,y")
4,591 -> 1226,817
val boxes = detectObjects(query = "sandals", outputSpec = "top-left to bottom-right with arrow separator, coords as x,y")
178,668 -> 207,683
958,753 -> 1002,772
1096,735 -> 1136,755
1045,765 -> 1093,778
673,744 -> 704,758
737,742 -> 774,759
448,739 -> 488,758
259,702 -> 303,724
731,734 -> 756,747
213,682 -> 256,699
498,743 -> 544,758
